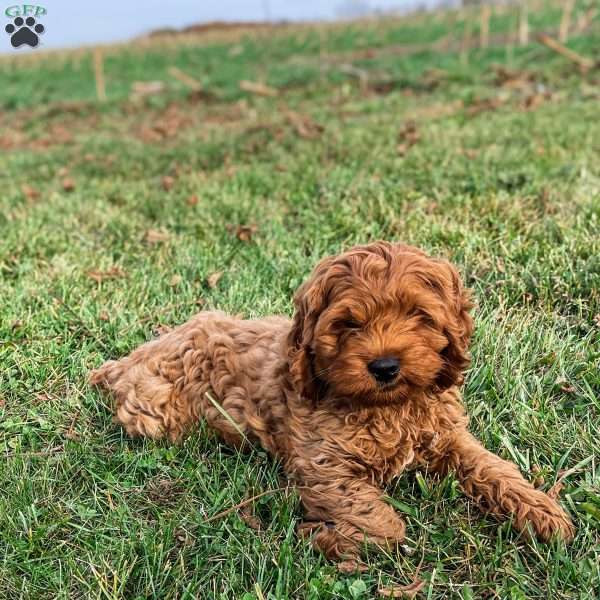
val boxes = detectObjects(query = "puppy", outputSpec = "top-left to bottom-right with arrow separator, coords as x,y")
91,241 -> 574,558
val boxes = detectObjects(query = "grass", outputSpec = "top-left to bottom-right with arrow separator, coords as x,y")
1,1 -> 599,598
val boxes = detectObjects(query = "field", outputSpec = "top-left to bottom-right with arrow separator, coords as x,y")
1,1 -> 599,598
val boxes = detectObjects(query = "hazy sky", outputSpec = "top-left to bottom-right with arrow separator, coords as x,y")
1,0 -> 449,52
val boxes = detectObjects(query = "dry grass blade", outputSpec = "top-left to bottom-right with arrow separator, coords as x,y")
239,80 -> 279,97
204,391 -> 249,444
537,33 -> 595,71
203,486 -> 291,523
168,66 -> 202,91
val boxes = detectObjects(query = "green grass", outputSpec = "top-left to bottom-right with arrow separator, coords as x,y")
1,2 -> 600,598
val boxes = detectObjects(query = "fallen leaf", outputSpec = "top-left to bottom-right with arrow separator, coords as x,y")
378,578 -> 425,598
62,178 -> 76,192
466,96 -> 504,116
593,314 -> 600,327
240,506 -> 263,531
556,377 -> 576,393
286,111 -> 324,139
397,121 -> 420,156
227,224 -> 258,242
187,194 -> 199,206
523,91 -> 551,111
493,66 -> 535,89
337,560 -> 368,574
207,271 -> 223,289
145,229 -> 170,244
170,274 -> 183,287
239,79 -> 278,97
162,175 -> 175,191
87,266 -> 126,283
21,184 -> 40,201
11,320 -> 23,330
99,311 -> 110,322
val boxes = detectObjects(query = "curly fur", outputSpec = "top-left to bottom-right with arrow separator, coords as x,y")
91,241 -> 574,558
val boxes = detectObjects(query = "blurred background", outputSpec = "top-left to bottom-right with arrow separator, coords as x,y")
1,0 -> 599,597
6,0 -> 497,51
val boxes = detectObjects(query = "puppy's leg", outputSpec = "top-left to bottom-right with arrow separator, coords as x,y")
296,473 -> 406,559
90,345 -> 199,442
428,431 -> 574,541
90,314 -> 250,445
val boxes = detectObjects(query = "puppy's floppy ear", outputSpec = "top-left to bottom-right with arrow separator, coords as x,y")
434,260 -> 474,391
287,256 -> 335,402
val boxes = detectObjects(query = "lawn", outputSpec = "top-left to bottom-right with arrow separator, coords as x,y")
1,2 -> 599,598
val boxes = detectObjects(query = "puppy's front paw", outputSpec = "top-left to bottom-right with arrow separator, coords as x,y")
525,497 -> 575,542
297,520 -> 359,560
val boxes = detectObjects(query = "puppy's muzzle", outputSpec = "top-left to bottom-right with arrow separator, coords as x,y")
368,357 -> 400,383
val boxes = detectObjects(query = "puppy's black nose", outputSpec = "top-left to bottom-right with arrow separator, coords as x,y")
368,357 -> 400,383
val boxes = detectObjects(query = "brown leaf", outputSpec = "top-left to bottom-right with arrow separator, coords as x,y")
87,266 -> 126,283
99,311 -> 110,322
337,560 -> 368,574
556,377 -> 576,393
170,274 -> 183,287
227,224 -> 258,242
187,194 -> 199,206
397,121 -> 420,156
594,314 -> 600,327
466,97 -> 504,116
162,175 -> 175,191
22,184 -> 40,201
378,578 -> 425,598
239,79 -> 278,97
207,271 -> 223,289
523,92 -> 550,111
493,66 -> 535,89
286,111 -> 324,139
62,178 -> 76,192
240,506 -> 263,531
145,229 -> 170,244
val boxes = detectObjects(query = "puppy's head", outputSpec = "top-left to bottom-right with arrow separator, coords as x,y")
288,241 -> 473,406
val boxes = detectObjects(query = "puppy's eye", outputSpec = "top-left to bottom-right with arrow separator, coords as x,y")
339,318 -> 362,330
416,311 -> 436,327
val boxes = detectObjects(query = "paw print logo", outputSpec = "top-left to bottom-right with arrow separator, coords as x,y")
5,16 -> 45,48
